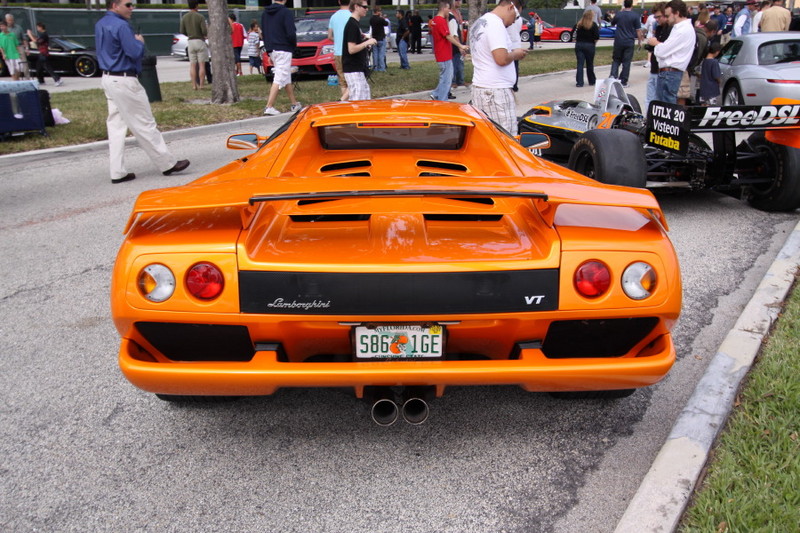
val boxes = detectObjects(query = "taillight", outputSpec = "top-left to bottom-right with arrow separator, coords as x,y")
574,261 -> 610,298
622,262 -> 657,300
186,262 -> 224,300
138,264 -> 176,302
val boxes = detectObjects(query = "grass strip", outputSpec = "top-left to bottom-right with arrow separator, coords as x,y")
1,47 -> 645,155
680,280 -> 800,533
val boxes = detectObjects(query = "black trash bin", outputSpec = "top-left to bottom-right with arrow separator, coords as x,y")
139,54 -> 162,103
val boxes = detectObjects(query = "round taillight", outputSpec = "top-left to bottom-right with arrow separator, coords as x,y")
622,262 -> 657,300
138,264 -> 175,302
186,262 -> 224,300
574,260 -> 610,298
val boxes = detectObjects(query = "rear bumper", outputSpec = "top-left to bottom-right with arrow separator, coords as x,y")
118,333 -> 675,397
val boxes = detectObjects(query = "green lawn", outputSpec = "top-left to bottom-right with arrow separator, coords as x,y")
680,282 -> 800,532
0,47 -> 644,155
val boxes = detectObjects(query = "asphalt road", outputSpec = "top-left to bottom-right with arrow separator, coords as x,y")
1,60 -> 798,532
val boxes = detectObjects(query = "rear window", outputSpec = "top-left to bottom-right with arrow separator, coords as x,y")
757,40 -> 800,65
318,123 -> 467,150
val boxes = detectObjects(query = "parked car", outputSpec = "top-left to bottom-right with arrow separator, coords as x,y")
519,78 -> 800,212
111,99 -> 682,425
718,32 -> 800,105
521,20 -> 574,43
171,34 -> 253,62
599,20 -> 617,39
24,37 -> 99,78
261,16 -> 335,77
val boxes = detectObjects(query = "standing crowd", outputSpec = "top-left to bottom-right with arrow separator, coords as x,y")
4,0 -> 797,186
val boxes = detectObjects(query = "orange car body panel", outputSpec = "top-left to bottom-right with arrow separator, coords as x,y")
111,100 -> 682,398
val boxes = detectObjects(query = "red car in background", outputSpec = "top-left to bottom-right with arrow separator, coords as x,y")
262,16 -> 335,78
521,20 -> 574,43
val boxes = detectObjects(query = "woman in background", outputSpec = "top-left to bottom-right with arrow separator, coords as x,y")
572,10 -> 599,87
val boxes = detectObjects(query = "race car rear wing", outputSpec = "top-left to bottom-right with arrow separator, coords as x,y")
689,102 -> 800,134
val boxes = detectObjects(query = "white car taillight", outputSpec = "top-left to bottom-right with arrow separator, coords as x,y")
138,264 -> 175,302
622,262 -> 656,300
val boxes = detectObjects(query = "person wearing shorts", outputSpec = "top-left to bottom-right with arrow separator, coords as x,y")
0,20 -> 22,80
328,0 -> 351,100
180,0 -> 209,90
342,0 -> 376,101
262,0 -> 301,115
247,21 -> 262,74
229,13 -> 245,76
469,0 -> 526,135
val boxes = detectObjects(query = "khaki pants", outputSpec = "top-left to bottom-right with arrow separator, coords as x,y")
17,44 -> 30,79
101,74 -> 176,180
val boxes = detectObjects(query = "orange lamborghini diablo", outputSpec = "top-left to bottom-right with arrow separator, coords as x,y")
110,100 -> 682,424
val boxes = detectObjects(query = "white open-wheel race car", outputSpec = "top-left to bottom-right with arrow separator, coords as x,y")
519,79 -> 800,212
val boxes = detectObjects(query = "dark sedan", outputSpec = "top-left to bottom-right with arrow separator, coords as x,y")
26,37 -> 100,78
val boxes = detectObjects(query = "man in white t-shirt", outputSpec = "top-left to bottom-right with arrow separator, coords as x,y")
469,0 -> 526,135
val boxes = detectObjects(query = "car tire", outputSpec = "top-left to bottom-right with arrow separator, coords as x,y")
521,31 -> 530,43
560,31 -> 572,43
549,389 -> 636,400
626,93 -> 642,114
742,132 -> 800,212
75,55 -> 98,78
567,129 -> 647,188
722,81 -> 743,105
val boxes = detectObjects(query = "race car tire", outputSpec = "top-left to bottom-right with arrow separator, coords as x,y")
560,31 -> 572,43
567,129 -> 646,188
744,132 -> 800,212
549,389 -> 635,400
722,81 -> 744,106
626,93 -> 642,114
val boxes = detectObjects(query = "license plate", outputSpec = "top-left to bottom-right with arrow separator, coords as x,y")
354,325 -> 445,360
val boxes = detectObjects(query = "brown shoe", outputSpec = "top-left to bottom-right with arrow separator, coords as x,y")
163,160 -> 190,176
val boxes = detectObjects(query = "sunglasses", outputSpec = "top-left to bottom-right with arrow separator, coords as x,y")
124,2 -> 134,7
358,4 -> 368,8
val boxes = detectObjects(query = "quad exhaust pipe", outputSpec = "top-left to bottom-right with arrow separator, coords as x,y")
366,386 -> 432,426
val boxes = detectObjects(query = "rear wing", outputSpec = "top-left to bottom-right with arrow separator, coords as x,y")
125,175 -> 668,233
647,99 -> 800,154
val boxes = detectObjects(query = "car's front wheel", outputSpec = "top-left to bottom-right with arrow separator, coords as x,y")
560,31 -> 572,43
742,132 -> 800,212
75,55 -> 98,78
722,81 -> 743,105
568,129 -> 646,188
521,30 -> 530,42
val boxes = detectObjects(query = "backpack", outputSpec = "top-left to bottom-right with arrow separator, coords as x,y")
687,26 -> 708,76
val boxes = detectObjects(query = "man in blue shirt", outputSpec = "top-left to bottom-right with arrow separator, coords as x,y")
610,0 -> 642,87
95,0 -> 189,184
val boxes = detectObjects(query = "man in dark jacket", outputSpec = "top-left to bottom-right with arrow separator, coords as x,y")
610,0 -> 642,87
261,0 -> 301,115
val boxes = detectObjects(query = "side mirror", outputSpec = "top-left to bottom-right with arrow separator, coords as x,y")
519,131 -> 551,150
226,133 -> 260,150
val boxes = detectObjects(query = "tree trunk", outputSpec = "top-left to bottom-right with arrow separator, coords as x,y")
467,0 -> 480,25
206,0 -> 240,104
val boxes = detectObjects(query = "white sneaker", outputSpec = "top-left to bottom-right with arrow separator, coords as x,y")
290,102 -> 302,112
55,80 -> 63,87
263,106 -> 280,116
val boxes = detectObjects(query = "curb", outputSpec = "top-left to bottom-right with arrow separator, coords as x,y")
614,219 -> 800,533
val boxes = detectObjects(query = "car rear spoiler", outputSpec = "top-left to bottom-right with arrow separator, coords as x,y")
688,99 -> 800,148
124,175 -> 668,233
